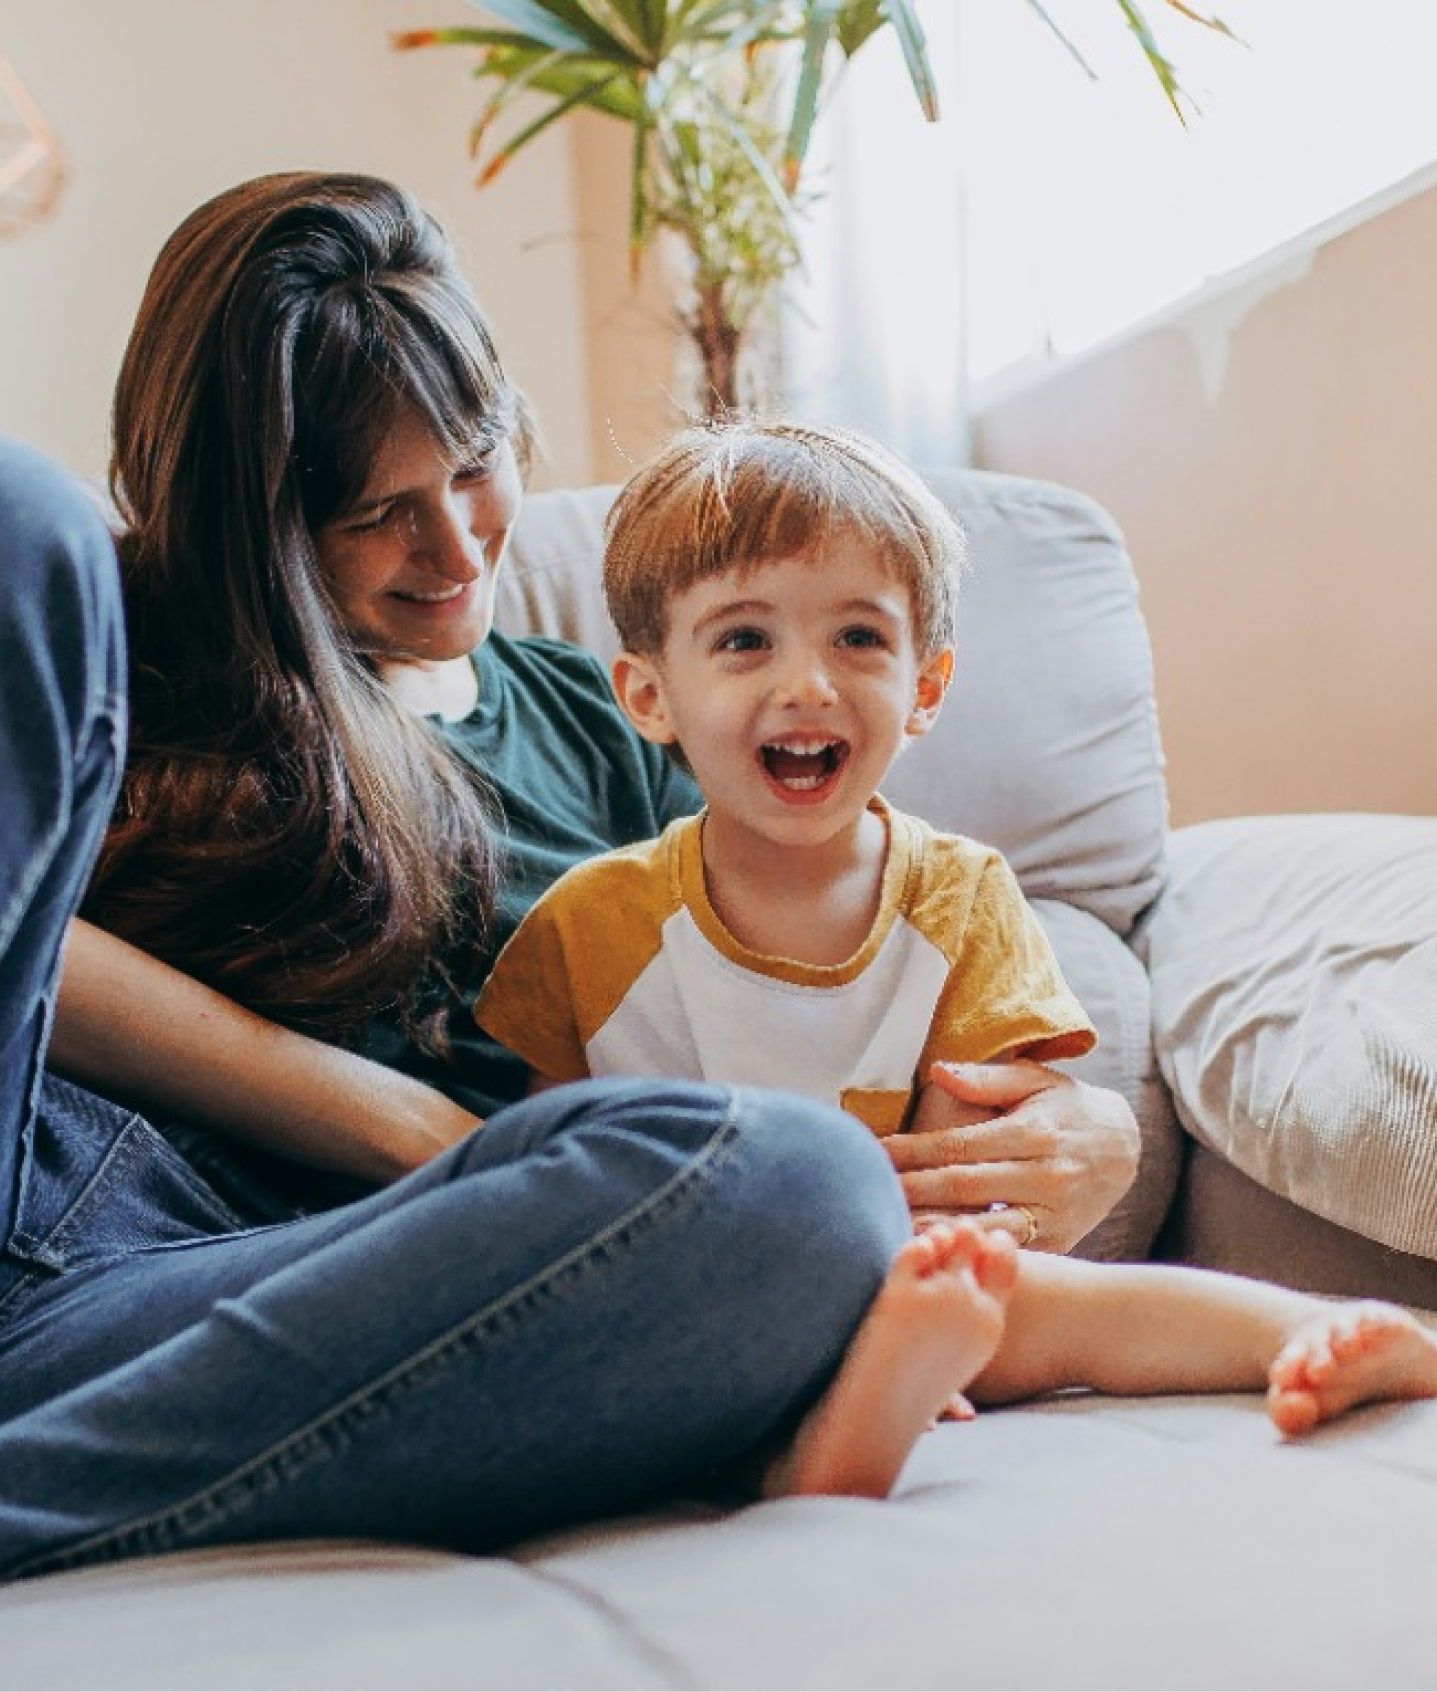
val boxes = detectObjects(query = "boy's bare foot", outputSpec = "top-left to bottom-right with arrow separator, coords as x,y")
765,1220 -> 1017,1500
1266,1302 -> 1437,1436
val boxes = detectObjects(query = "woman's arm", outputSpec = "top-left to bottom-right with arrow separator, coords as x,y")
51,919 -> 481,1184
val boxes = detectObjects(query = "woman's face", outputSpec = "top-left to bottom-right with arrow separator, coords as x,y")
314,410 -> 522,667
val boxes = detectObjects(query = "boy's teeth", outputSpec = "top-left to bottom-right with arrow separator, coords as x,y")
760,738 -> 846,789
765,738 -> 836,756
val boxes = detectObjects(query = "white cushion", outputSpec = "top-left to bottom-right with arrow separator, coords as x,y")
1146,813 -> 1437,1259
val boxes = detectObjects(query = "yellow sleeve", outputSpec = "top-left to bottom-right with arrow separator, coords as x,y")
475,885 -> 593,1085
915,844 -> 1097,1072
474,831 -> 679,1084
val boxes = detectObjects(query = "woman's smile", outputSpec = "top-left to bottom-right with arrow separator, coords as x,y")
315,412 -> 522,664
393,580 -> 471,604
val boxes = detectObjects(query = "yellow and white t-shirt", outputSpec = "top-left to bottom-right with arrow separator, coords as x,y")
476,797 -> 1096,1137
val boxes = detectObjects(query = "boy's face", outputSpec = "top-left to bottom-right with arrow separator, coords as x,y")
612,538 -> 953,849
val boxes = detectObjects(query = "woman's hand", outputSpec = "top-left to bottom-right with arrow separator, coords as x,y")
888,1060 -> 1139,1254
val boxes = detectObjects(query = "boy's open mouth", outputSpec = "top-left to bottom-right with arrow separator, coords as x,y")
759,737 -> 850,792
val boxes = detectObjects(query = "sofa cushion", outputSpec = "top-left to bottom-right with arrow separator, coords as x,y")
1158,1139 -> 1437,1306
884,471 -> 1166,941
7,1393 -> 1437,1689
1145,813 -> 1437,1260
498,484 -> 621,660
1030,897 -> 1182,1260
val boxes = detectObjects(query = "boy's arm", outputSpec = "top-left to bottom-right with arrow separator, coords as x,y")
51,919 -> 480,1183
905,854 -> 1089,1091
474,918 -> 592,1085
476,862 -> 640,1087
890,851 -> 1123,1249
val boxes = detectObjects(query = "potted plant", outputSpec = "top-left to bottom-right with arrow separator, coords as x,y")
395,1 -> 1230,416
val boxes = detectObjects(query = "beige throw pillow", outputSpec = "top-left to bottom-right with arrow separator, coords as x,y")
1145,813 -> 1437,1259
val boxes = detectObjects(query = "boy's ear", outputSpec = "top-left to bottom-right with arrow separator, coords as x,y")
906,647 -> 954,738
611,652 -> 678,746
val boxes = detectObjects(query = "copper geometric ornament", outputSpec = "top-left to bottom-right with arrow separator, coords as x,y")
0,52 -> 67,241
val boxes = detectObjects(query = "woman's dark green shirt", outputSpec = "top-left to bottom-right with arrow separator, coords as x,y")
359,631 -> 701,1119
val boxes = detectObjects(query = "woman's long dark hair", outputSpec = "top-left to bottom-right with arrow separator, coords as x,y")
87,171 -> 534,1047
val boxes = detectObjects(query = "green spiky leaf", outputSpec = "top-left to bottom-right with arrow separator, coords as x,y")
399,0 -> 1235,413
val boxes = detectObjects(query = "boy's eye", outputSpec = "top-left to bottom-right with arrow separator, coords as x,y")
837,625 -> 888,649
715,627 -> 768,654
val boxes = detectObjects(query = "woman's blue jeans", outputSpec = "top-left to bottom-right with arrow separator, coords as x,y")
0,440 -> 910,1581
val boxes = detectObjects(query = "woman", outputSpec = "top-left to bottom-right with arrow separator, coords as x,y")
0,173 -> 1136,1578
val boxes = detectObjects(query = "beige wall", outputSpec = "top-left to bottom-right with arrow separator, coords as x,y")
975,173 -> 1437,826
12,3 -> 1432,825
567,112 -> 688,487
0,1 -> 593,487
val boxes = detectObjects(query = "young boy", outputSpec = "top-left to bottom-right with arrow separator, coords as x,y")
477,419 -> 1437,1500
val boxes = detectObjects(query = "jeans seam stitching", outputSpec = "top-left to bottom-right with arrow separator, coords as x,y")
6,1093 -> 748,1580
0,811 -> 66,963
8,1108 -> 144,1261
11,1111 -> 251,1267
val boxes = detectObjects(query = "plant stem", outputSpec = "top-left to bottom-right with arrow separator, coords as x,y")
691,277 -> 742,416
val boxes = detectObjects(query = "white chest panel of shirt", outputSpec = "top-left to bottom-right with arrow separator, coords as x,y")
584,904 -> 951,1103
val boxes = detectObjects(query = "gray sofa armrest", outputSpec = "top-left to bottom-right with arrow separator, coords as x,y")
1033,897 -> 1182,1260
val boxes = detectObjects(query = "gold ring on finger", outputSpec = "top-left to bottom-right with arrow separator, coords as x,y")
1008,1203 -> 1039,1247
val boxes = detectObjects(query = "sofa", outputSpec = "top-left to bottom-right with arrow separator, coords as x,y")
4,467 -> 1435,1690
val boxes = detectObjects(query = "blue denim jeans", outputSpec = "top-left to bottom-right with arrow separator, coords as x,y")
0,441 -> 910,1580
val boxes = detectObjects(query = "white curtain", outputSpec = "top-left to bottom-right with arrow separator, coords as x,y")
781,5 -> 969,467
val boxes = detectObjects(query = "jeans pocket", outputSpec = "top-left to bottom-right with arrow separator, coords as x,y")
6,1075 -> 249,1272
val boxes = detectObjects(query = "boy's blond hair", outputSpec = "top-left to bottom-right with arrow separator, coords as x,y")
602,419 -> 965,657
